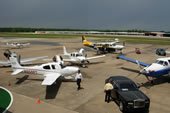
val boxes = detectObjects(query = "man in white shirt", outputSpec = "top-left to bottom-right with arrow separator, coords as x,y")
75,70 -> 83,90
104,80 -> 113,103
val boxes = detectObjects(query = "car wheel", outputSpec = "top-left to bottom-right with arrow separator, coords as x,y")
119,101 -> 124,112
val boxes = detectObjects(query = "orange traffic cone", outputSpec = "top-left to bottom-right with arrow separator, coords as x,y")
8,81 -> 11,86
36,96 -> 40,104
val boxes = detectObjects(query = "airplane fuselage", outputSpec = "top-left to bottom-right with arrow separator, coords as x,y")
13,63 -> 79,77
140,58 -> 170,77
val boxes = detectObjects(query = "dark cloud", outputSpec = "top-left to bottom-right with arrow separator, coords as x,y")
0,0 -> 170,31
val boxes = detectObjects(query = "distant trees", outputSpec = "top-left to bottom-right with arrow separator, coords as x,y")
0,27 -> 148,33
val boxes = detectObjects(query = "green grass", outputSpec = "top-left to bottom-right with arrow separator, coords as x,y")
0,32 -> 170,45
0,88 -> 11,112
0,33 -> 81,38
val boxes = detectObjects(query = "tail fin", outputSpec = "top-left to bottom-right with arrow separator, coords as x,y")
115,38 -> 120,43
63,46 -> 69,56
9,52 -> 22,70
56,55 -> 64,66
79,48 -> 84,54
82,35 -> 87,42
82,36 -> 92,46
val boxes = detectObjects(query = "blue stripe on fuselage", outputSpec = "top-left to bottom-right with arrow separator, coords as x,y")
117,54 -> 150,67
146,67 -> 170,77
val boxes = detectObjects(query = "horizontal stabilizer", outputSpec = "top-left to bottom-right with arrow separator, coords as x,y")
42,73 -> 61,85
12,69 -> 23,75
117,54 -> 150,67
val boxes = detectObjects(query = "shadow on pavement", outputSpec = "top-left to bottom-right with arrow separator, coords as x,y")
45,77 -> 62,99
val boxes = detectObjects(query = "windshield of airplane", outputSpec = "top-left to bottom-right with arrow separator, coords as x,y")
71,53 -> 83,57
119,82 -> 137,91
112,44 -> 116,46
76,54 -> 83,57
155,60 -> 168,66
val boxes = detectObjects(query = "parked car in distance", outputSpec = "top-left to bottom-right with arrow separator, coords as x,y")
105,76 -> 150,113
156,48 -> 166,56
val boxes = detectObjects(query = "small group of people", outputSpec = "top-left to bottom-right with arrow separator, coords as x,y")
75,70 -> 115,104
104,80 -> 114,103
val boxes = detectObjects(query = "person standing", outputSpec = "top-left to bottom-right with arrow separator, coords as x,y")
104,80 -> 113,103
75,70 -> 83,90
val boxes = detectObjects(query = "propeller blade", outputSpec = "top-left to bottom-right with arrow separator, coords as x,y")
136,60 -> 142,69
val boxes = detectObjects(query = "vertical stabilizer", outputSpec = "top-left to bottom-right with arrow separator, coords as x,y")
63,46 -> 69,56
79,48 -> 84,54
82,35 -> 87,42
82,35 -> 92,46
9,52 -> 22,71
56,55 -> 64,66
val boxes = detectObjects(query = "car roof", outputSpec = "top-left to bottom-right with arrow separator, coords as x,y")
107,76 -> 134,84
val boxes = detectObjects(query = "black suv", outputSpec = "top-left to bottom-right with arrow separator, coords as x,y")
105,76 -> 150,113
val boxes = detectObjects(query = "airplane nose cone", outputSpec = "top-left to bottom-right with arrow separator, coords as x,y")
140,69 -> 147,74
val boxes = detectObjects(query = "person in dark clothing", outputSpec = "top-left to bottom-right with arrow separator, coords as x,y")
75,70 -> 83,90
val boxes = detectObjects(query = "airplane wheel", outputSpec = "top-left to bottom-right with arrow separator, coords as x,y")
82,65 -> 87,68
97,51 -> 100,55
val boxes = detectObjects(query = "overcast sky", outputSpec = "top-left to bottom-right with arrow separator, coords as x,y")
0,0 -> 170,31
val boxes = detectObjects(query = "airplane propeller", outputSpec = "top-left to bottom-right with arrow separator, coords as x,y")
121,67 -> 151,83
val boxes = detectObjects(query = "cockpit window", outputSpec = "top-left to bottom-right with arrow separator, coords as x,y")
43,65 -> 51,70
164,61 -> 168,66
168,60 -> 170,64
112,44 -> 116,46
76,54 -> 83,57
155,60 -> 168,66
155,60 -> 164,65
52,65 -> 55,69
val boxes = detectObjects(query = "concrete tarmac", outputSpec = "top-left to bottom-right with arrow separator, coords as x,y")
0,37 -> 170,113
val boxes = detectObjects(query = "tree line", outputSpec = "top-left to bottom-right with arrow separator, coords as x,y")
0,27 -> 163,33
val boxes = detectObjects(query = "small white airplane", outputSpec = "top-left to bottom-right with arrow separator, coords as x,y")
117,54 -> 170,83
9,53 -> 79,85
0,50 -> 48,66
3,42 -> 30,49
63,46 -> 105,67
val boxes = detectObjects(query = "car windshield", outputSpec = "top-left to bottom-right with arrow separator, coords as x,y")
119,82 -> 137,91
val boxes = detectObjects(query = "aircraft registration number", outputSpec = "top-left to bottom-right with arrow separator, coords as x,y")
24,70 -> 37,74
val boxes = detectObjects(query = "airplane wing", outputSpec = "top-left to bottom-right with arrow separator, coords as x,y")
0,60 -> 10,65
117,54 -> 150,67
86,55 -> 105,60
21,56 -> 48,63
42,73 -> 61,85
21,43 -> 30,46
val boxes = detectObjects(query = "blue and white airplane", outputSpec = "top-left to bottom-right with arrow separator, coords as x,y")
117,54 -> 170,83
